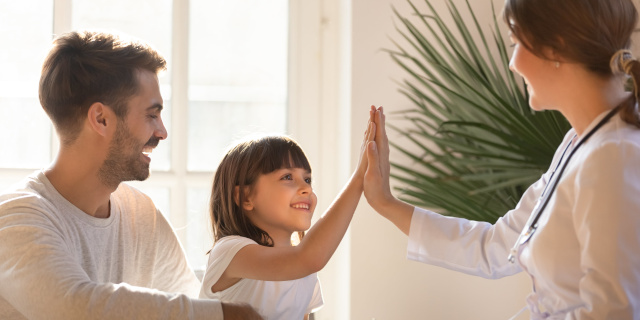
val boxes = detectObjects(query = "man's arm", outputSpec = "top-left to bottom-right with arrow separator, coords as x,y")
222,303 -> 263,320
0,201 -> 227,319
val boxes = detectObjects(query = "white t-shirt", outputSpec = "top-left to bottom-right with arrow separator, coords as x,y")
199,235 -> 324,320
0,171 -> 223,319
407,111 -> 640,318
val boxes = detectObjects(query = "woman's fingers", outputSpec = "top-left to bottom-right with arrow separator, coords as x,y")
365,141 -> 379,180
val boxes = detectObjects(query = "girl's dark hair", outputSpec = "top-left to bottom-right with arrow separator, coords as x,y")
210,135 -> 311,247
503,0 -> 640,126
39,31 -> 166,144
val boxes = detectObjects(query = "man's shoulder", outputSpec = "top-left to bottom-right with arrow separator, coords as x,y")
0,173 -> 54,216
112,183 -> 167,225
112,183 -> 155,209
114,182 -> 146,196
0,190 -> 51,214
0,177 -> 60,230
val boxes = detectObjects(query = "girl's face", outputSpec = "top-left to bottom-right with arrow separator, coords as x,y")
243,167 -> 317,246
508,33 -> 561,111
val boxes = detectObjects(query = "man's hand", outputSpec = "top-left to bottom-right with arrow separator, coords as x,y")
221,302 -> 263,320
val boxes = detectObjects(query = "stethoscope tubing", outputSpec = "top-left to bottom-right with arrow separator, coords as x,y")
507,106 -> 622,263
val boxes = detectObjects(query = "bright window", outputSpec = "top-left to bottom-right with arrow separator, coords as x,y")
0,1 -> 54,170
0,0 -> 290,271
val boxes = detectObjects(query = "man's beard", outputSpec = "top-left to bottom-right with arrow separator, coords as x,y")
98,120 -> 159,188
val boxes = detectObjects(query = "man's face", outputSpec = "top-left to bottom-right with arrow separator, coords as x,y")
98,69 -> 167,187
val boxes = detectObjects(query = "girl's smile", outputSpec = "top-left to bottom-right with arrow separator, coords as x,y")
244,167 -> 318,246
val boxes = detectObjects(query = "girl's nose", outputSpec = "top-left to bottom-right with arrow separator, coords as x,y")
299,182 -> 311,194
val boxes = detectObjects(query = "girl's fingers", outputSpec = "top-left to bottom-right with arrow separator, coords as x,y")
362,122 -> 375,164
369,105 -> 376,125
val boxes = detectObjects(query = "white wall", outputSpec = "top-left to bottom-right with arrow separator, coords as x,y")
317,0 -> 533,319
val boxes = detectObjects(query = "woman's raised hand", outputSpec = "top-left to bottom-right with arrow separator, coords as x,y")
364,106 -> 414,235
363,106 -> 393,210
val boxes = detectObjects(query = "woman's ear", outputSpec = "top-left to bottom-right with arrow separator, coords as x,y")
547,38 -> 565,64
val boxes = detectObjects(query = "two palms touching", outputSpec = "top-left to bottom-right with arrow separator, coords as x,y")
362,106 -> 393,213
361,105 -> 416,235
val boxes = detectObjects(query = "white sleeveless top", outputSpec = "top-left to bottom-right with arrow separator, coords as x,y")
199,236 -> 323,320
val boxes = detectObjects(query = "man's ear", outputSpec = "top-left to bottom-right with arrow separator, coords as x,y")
234,186 -> 254,211
87,102 -> 115,137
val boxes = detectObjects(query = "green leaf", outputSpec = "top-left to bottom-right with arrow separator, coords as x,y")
388,0 -> 571,222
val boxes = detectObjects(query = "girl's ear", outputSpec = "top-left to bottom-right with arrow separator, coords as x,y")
242,200 -> 254,211
234,186 -> 254,211
233,186 -> 240,206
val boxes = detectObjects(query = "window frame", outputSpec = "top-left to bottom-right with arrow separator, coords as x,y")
0,0 -> 350,318
32,0 -> 336,262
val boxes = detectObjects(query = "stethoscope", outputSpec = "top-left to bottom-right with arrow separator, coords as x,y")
507,106 -> 621,264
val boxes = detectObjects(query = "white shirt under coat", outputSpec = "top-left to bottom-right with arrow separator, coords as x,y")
407,111 -> 640,319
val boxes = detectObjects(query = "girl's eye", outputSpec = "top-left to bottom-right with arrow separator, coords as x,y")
305,177 -> 312,184
281,174 -> 293,181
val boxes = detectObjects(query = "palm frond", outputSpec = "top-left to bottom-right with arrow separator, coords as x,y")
388,0 -> 570,223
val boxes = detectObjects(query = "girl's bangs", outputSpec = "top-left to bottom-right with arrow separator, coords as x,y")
257,137 -> 311,174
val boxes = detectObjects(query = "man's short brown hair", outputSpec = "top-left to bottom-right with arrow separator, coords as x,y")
39,31 -> 167,144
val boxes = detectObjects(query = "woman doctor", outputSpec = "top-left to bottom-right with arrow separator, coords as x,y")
363,0 -> 640,318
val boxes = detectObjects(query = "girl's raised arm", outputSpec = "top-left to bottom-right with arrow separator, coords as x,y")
221,107 -> 377,282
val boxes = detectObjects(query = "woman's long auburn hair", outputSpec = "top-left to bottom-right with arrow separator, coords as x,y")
503,0 -> 640,126
209,135 -> 312,248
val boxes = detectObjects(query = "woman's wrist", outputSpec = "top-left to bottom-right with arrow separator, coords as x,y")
376,197 -> 414,235
369,193 -> 397,215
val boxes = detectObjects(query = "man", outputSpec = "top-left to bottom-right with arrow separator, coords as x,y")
0,31 -> 261,319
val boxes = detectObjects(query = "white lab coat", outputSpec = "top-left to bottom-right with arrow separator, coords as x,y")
407,111 -> 640,319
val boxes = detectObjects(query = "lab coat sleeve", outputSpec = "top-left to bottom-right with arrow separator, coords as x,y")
568,141 -> 640,319
406,129 -> 577,279
406,178 -> 542,279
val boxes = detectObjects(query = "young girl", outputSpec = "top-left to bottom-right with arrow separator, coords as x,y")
199,112 -> 376,319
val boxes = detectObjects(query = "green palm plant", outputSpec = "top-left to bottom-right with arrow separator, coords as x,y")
387,0 -> 571,223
